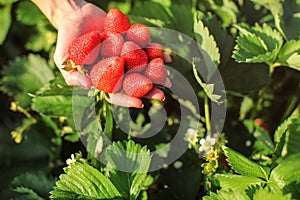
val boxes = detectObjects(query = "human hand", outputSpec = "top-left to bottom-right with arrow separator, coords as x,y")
52,2 -> 171,108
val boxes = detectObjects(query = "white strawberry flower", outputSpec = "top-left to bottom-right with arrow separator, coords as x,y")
199,135 -> 216,153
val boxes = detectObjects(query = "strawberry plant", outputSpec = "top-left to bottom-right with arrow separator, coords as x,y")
0,0 -> 299,199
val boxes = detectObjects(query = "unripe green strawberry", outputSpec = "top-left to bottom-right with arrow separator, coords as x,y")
100,34 -> 124,57
144,58 -> 167,85
63,31 -> 102,68
90,57 -> 124,93
104,8 -> 130,36
121,41 -> 148,72
127,24 -> 150,47
145,43 -> 164,60
123,73 -> 153,97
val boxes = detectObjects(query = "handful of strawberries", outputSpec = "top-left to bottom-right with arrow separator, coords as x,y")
63,8 -> 171,106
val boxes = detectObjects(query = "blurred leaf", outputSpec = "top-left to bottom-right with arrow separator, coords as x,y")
239,96 -> 254,120
202,14 -> 235,65
274,114 -> 300,157
192,58 -> 222,104
220,61 -> 270,93
232,23 -> 283,64
215,174 -> 265,191
243,120 -> 274,153
269,153 -> 300,188
204,0 -> 239,27
253,187 -> 291,200
223,146 -> 268,179
32,95 -> 72,117
16,0 -> 46,25
0,5 -> 11,45
251,0 -> 283,16
11,172 -> 55,199
194,12 -> 220,65
0,0 -> 17,4
104,140 -> 151,200
281,0 -> 300,40
203,189 -> 250,200
276,40 -> 300,71
0,54 -> 55,108
12,187 -> 43,200
25,27 -> 56,52
130,2 -> 173,28
50,162 -> 122,200
32,76 -> 74,117
169,4 -> 194,37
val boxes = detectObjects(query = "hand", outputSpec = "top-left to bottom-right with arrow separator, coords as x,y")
54,2 -> 106,89
33,0 -> 171,108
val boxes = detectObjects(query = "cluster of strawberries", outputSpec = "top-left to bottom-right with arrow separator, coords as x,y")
63,8 -> 171,100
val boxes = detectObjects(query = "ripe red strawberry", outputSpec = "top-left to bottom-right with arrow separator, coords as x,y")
145,43 -> 164,60
126,24 -> 150,47
121,41 -> 148,72
90,57 -> 124,93
144,58 -> 167,85
100,34 -> 124,57
123,73 -> 153,97
104,8 -> 130,36
63,31 -> 102,68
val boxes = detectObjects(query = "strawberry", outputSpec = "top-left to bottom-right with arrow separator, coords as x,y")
121,41 -> 148,72
126,24 -> 150,47
145,43 -> 164,60
144,58 -> 167,85
63,31 -> 102,68
90,56 -> 124,93
104,8 -> 130,36
123,73 -> 153,97
100,34 -> 124,57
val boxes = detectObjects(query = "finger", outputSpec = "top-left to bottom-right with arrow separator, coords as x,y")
61,69 -> 92,89
144,88 -> 165,101
164,53 -> 172,63
106,93 -> 144,108
163,77 -> 172,88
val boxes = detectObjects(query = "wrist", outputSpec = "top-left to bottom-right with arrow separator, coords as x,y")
32,0 -> 86,29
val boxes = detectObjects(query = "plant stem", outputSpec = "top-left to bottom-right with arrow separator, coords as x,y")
204,95 -> 211,134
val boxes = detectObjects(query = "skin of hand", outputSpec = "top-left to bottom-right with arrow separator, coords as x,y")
32,0 -> 169,108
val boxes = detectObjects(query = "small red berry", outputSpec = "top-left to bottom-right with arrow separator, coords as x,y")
145,43 -> 164,60
144,58 -> 167,85
123,73 -> 153,97
104,8 -> 130,36
90,56 -> 124,93
121,41 -> 148,72
127,24 -> 150,47
100,34 -> 124,57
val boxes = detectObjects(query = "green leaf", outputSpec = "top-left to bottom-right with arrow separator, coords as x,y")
215,174 -> 265,191
32,95 -> 72,117
276,40 -> 300,71
0,0 -> 17,4
281,0 -> 300,40
243,120 -> 275,153
239,96 -> 254,120
32,76 -> 74,117
203,189 -> 250,200
0,5 -> 11,45
16,1 -> 46,25
269,153 -> 300,188
0,54 -> 55,108
130,2 -> 173,28
203,0 -> 239,27
251,0 -> 283,17
169,4 -> 194,37
11,172 -> 55,199
220,61 -> 270,93
192,58 -> 223,105
12,187 -> 44,200
253,187 -> 292,200
274,114 -> 300,157
223,146 -> 269,179
50,162 -> 122,200
103,140 -> 151,200
232,23 -> 283,64
194,12 -> 220,65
